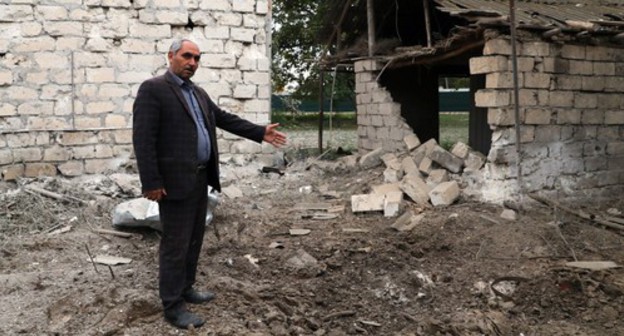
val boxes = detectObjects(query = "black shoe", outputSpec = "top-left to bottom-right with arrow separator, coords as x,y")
183,288 -> 216,304
164,307 -> 205,329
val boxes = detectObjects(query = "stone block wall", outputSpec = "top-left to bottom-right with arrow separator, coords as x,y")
354,60 -> 414,153
0,0 -> 271,180
471,34 -> 624,201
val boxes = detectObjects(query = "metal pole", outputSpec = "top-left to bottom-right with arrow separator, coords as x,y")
367,0 -> 375,57
318,70 -> 325,153
509,0 -> 523,190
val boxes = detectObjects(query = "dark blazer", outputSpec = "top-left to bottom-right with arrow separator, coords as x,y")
133,71 -> 265,199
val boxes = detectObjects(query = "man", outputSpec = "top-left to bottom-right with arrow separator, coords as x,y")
133,38 -> 286,329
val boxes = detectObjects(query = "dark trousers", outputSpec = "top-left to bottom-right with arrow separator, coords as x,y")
158,169 -> 208,311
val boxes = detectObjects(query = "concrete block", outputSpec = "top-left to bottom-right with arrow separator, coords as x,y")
383,191 -> 403,217
381,153 -> 401,170
429,146 -> 463,173
383,167 -> 403,183
521,41 -> 551,57
426,169 -> 449,188
525,108 -> 552,125
524,73 -> 551,89
429,181 -> 460,207
359,147 -> 383,169
339,155 -> 359,169
469,56 -> 508,74
1,164 -> 25,181
483,38 -> 512,55
391,211 -> 425,231
404,134 -> 421,151
450,142 -> 470,159
605,111 -> 624,124
371,183 -> 402,195
561,45 -> 586,59
25,163 -> 57,178
58,161 -> 84,176
351,194 -> 384,213
464,151 -> 487,171
500,209 -> 517,221
486,72 -> 516,89
569,60 -> 593,75
475,89 -> 510,108
419,157 -> 433,175
401,156 -> 420,176
400,173 -> 431,205
548,91 -> 574,108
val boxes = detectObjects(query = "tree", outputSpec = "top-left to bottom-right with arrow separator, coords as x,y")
272,0 -> 355,104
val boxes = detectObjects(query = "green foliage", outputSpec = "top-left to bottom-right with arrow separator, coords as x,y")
439,77 -> 470,89
272,0 -> 355,102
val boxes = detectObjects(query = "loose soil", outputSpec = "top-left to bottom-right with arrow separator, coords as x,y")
1,143 -> 623,336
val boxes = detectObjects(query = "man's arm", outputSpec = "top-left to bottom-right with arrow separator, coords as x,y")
133,80 -> 165,194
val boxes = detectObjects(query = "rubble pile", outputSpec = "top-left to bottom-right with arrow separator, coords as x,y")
341,134 -> 486,217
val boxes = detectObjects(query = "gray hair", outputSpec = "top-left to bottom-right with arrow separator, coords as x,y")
169,38 -> 196,54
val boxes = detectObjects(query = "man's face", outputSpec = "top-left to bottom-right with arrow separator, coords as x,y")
168,41 -> 201,80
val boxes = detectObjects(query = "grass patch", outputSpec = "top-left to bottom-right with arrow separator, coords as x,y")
273,110 -> 469,150
272,111 -> 357,130
439,112 -> 469,150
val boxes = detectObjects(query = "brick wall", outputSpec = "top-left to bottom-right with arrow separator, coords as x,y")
471,35 -> 624,201
353,33 -> 624,202
0,0 -> 271,180
354,60 -> 414,153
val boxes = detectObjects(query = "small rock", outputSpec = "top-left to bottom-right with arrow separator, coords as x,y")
500,209 -> 517,221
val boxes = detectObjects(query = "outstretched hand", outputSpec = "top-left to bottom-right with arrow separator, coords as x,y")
263,123 -> 287,148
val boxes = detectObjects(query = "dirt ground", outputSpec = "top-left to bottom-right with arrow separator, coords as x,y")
1,141 -> 624,336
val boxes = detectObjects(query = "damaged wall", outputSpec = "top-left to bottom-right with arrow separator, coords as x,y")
354,60 -> 414,153
0,0 -> 271,180
354,31 -> 624,202
472,34 -> 624,201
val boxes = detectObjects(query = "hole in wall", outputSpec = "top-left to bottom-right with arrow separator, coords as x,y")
185,17 -> 195,31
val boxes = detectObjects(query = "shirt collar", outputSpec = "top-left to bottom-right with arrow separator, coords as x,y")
168,70 -> 192,89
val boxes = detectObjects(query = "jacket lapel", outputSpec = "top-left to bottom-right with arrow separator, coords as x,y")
164,72 -> 194,120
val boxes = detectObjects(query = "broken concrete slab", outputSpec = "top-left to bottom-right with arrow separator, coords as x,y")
112,191 -> 220,231
500,209 -> 518,221
381,153 -> 402,170
565,261 -> 620,271
401,156 -> 420,176
383,167 -> 403,183
112,198 -> 162,231
371,183 -> 402,195
429,181 -> 460,207
450,142 -> 470,159
464,151 -> 487,171
419,157 -> 433,176
400,174 -> 431,205
286,249 -> 318,270
91,255 -> 132,266
289,228 -> 311,236
426,169 -> 449,188
429,145 -> 464,174
351,194 -> 384,212
109,173 -> 141,196
383,191 -> 403,217
342,228 -> 370,233
391,211 -> 425,231
222,185 -> 243,199
404,134 -> 421,151
359,147 -> 384,169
